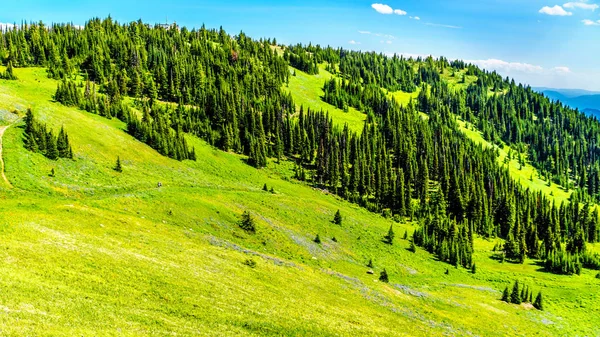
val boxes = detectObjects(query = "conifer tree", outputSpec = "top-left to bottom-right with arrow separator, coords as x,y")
502,287 -> 510,302
384,225 -> 395,245
533,292 -> 544,310
114,157 -> 123,172
333,209 -> 342,225
379,269 -> 389,283
510,281 -> 521,304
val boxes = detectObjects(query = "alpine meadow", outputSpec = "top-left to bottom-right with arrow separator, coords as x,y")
1,6 -> 600,336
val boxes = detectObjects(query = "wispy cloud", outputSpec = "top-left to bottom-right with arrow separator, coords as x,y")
394,9 -> 407,15
564,1 -> 599,10
582,19 -> 600,25
410,16 -> 421,20
358,30 -> 396,39
425,22 -> 462,29
467,59 -> 544,74
348,40 -> 361,45
552,66 -> 571,74
371,3 -> 394,14
539,5 -> 573,16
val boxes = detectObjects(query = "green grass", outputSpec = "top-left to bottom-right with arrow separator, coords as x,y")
284,65 -> 366,133
0,67 -> 598,336
456,118 -> 572,204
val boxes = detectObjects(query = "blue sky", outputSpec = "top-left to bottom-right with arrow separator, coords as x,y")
2,0 -> 600,90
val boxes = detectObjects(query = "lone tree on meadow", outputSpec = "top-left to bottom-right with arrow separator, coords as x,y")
333,209 -> 343,225
379,269 -> 389,283
383,225 -> 395,245
239,211 -> 256,233
313,234 -> 321,244
114,157 -> 123,172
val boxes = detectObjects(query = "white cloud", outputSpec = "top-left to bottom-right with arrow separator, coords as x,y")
371,3 -> 394,14
552,66 -> 571,74
394,9 -> 407,15
467,59 -> 544,74
582,19 -> 600,25
348,40 -> 361,45
413,16 -> 421,20
564,2 -> 599,10
539,5 -> 573,16
358,30 -> 371,34
425,22 -> 462,29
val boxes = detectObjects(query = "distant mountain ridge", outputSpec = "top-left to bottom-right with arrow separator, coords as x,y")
533,87 -> 600,118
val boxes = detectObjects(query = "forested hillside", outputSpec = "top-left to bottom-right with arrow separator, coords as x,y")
0,18 -> 599,335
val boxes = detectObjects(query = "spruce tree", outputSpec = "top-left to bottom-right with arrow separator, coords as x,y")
533,291 -> 544,310
379,269 -> 389,283
384,225 -> 395,245
510,281 -> 521,304
501,286 -> 510,302
333,209 -> 342,225
239,211 -> 256,233
313,234 -> 321,244
114,157 -> 123,172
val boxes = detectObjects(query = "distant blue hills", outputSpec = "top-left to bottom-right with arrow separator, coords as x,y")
533,87 -> 600,119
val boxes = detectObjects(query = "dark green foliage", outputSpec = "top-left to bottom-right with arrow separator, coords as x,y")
263,184 -> 268,191
409,240 -> 416,253
367,259 -> 374,268
49,168 -> 55,177
383,225 -> 395,245
114,157 -> 123,172
379,269 -> 389,283
242,259 -> 257,268
403,230 -> 408,240
239,211 -> 256,233
533,292 -> 544,310
333,209 -> 342,225
544,250 -> 582,275
595,272 -> 600,279
313,234 -> 321,244
331,237 -> 337,243
0,61 -> 17,80
501,287 -> 509,302
23,109 -> 73,160
510,281 -> 521,304
471,263 -> 476,274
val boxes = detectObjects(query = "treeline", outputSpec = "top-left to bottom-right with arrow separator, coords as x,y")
1,18 -> 291,166
23,109 -> 73,160
284,44 -> 319,75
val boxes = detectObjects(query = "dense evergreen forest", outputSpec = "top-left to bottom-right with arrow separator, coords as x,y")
1,18 -> 600,273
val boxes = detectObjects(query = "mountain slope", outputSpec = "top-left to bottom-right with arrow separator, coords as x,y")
0,67 -> 599,336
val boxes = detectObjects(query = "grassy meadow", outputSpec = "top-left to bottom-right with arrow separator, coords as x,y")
0,66 -> 598,336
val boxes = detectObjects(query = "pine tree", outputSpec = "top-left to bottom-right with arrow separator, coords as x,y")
384,225 -> 395,244
502,287 -> 510,302
239,211 -> 256,233
471,263 -> 476,274
533,291 -> 544,310
379,269 -> 389,283
510,281 -> 521,304
313,234 -> 321,244
367,259 -> 374,268
114,157 -> 123,172
333,209 -> 343,225
263,183 -> 268,191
